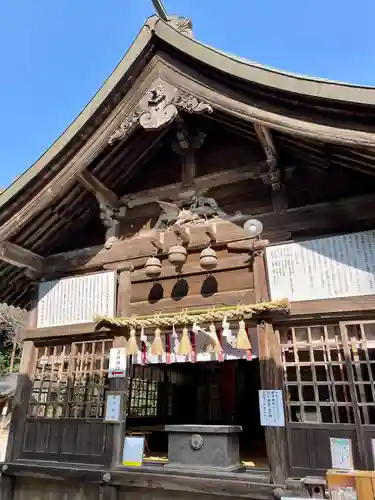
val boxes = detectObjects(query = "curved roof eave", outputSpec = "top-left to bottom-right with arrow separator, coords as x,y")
0,20 -> 155,209
1,15 -> 375,214
153,18 -> 375,105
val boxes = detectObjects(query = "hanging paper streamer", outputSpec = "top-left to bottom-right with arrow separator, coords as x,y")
236,319 -> 252,350
151,327 -> 164,356
127,328 -> 139,355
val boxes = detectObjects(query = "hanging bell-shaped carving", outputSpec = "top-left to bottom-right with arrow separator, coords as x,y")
168,244 -> 187,267
144,256 -> 162,278
200,247 -> 218,271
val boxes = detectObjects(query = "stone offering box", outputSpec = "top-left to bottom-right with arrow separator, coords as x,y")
165,424 -> 243,472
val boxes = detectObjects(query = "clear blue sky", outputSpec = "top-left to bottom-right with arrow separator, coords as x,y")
0,0 -> 374,188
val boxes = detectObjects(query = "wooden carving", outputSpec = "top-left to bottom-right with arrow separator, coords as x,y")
108,80 -> 213,145
254,123 -> 288,214
154,193 -> 227,230
167,16 -> 193,37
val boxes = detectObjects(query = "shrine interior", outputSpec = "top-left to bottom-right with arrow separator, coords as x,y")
125,359 -> 268,468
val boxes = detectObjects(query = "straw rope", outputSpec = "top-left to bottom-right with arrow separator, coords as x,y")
96,298 -> 289,329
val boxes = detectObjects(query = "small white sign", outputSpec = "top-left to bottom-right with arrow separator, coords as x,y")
259,390 -> 285,427
330,437 -> 354,470
122,436 -> 145,467
104,392 -> 123,423
108,348 -> 127,378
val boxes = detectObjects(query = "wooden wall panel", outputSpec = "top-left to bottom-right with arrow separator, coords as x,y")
22,419 -> 111,465
131,267 -> 253,304
288,424 -> 360,477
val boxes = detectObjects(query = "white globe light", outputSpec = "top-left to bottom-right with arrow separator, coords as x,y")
243,219 -> 263,237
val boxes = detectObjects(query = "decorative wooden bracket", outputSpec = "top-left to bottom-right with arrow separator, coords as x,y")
79,171 -> 120,208
172,120 -> 206,187
204,223 -> 217,242
108,79 -> 213,145
0,241 -> 45,273
254,124 -> 288,214
173,227 -> 190,244
227,238 -> 269,253
151,233 -> 165,252
78,170 -> 127,250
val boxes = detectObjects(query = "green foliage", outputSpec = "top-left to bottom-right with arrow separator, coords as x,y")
0,344 -> 21,377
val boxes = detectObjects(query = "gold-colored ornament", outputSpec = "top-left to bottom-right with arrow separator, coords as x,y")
178,326 -> 192,355
127,327 -> 139,354
151,327 -> 164,355
236,319 -> 252,350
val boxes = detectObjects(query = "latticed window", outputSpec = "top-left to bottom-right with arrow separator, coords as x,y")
276,324 -> 354,424
343,321 -> 375,425
127,365 -> 162,417
29,339 -> 113,419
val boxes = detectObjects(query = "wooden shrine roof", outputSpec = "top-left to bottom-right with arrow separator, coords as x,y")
1,15 -> 375,307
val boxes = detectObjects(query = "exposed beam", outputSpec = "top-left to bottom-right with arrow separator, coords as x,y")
121,162 -> 268,208
254,123 -> 277,164
254,123 -> 287,214
0,241 -> 45,273
78,170 -> 120,207
42,192 -> 375,276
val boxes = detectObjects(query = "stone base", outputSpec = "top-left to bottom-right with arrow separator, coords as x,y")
165,424 -> 243,472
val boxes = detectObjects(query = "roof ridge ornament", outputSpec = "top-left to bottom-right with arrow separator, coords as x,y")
108,79 -> 212,145
151,0 -> 193,37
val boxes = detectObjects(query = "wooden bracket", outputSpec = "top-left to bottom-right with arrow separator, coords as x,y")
0,241 -> 45,273
204,223 -> 217,242
79,170 -> 120,208
227,238 -> 269,253
173,227 -> 190,244
151,232 -> 165,251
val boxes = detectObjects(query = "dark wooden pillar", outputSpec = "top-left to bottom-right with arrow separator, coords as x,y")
0,475 -> 14,500
6,296 -> 38,463
253,252 -> 289,485
109,269 -> 132,469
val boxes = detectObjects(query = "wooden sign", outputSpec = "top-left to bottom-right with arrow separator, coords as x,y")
266,230 -> 375,302
330,438 -> 354,471
108,348 -> 127,379
104,391 -> 123,423
259,390 -> 285,427
122,436 -> 145,467
37,271 -> 116,328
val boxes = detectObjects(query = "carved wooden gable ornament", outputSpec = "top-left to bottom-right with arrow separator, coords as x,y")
108,79 -> 213,145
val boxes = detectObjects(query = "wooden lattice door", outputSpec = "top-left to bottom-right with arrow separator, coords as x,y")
340,320 -> 375,469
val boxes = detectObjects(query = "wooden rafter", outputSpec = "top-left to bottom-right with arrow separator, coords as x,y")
78,170 -> 120,207
0,241 -> 44,273
121,163 -> 268,208
254,123 -> 287,214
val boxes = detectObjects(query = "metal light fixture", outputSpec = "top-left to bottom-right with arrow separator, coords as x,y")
243,218 -> 263,238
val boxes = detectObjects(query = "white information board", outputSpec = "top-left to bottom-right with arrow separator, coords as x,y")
265,230 -> 375,302
330,437 -> 354,470
104,392 -> 123,423
259,390 -> 285,427
108,348 -> 127,379
37,271 -> 116,328
122,436 -> 144,467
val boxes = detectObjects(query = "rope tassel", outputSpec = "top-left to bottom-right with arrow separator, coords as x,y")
205,323 -> 222,353
178,327 -> 192,355
236,319 -> 252,350
127,327 -> 139,355
151,327 -> 164,355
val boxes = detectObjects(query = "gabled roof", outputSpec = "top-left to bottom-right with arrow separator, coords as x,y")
1,15 -> 375,307
2,15 -> 375,214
